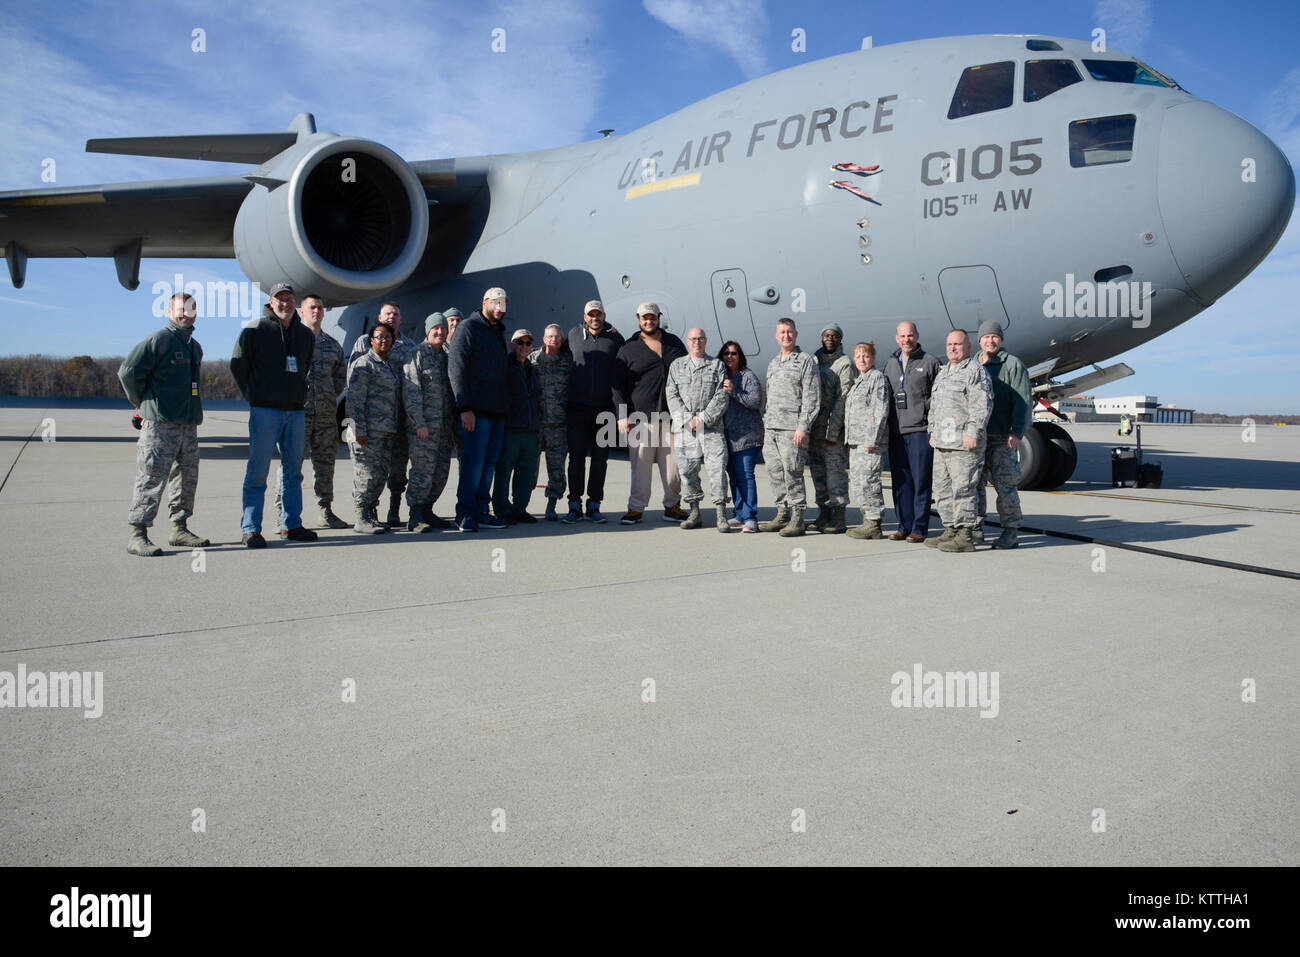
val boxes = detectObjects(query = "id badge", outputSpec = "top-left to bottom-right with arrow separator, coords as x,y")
286,356 -> 299,373
894,389 -> 908,410
191,381 -> 199,396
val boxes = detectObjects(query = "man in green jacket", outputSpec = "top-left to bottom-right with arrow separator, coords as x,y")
118,292 -> 210,557
976,320 -> 1032,549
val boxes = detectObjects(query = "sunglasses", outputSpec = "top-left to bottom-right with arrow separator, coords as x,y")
721,351 -> 739,356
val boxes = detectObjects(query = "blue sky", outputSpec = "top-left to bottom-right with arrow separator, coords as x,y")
1,0 -> 1297,413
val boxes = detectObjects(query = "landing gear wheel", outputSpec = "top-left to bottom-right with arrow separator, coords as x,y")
1015,423 -> 1049,490
1037,422 -> 1078,490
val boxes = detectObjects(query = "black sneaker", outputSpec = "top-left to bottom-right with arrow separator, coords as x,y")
456,515 -> 479,533
514,512 -> 537,524
478,513 -> 509,529
280,526 -> 319,542
586,501 -> 608,524
561,503 -> 583,524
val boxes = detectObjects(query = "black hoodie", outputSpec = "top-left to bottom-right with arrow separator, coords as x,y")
230,306 -> 316,411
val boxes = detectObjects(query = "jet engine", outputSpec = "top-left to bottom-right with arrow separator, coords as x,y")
233,135 -> 429,305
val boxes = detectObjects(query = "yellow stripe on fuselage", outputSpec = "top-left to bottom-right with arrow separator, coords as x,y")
625,172 -> 701,200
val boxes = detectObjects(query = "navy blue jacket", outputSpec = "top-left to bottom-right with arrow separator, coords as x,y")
504,353 -> 540,433
447,310 -> 509,417
565,321 -> 624,410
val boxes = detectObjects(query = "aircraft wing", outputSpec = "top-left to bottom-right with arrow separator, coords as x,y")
0,113 -> 456,301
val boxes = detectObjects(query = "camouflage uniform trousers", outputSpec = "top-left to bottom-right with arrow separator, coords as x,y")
676,429 -> 729,505
351,432 -> 394,510
978,436 -> 1023,530
405,428 -> 451,510
933,444 -> 985,528
387,425 -> 410,498
127,421 -> 199,526
809,437 -> 849,506
762,428 -> 809,507
275,411 -> 339,513
538,423 -> 567,500
848,445 -> 886,520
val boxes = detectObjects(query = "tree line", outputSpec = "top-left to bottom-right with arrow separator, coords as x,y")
0,355 -> 242,399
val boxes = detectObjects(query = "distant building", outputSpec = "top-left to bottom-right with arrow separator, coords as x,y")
1035,394 -> 1195,424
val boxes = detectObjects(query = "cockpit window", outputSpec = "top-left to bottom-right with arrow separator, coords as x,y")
1025,59 -> 1083,102
948,61 -> 1015,119
1069,115 -> 1137,167
1082,59 -> 1178,89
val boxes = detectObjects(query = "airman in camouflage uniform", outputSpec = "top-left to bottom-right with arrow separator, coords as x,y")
759,318 -> 821,536
529,323 -> 572,521
809,323 -> 857,533
403,313 -> 455,532
927,329 -> 993,553
350,301 -> 418,527
118,292 -> 209,556
975,320 -> 1032,549
275,294 -> 347,528
844,342 -> 891,540
347,325 -> 400,534
665,328 -> 730,531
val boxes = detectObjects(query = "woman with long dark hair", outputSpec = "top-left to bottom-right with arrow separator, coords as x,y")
720,341 -> 763,533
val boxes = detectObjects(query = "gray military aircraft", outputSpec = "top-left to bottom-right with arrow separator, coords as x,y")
1,35 -> 1293,488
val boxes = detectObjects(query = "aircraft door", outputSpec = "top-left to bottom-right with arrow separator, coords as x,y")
710,268 -> 760,355
938,265 -> 1011,331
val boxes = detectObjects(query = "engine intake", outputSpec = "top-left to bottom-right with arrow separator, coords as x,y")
233,135 -> 428,305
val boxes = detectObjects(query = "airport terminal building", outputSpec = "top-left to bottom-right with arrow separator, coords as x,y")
1040,395 -> 1196,424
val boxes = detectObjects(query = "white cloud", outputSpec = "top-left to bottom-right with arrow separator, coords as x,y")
1092,0 -> 1153,57
643,0 -> 769,79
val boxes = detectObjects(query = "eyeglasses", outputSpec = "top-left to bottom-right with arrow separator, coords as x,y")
687,336 -> 706,342
721,351 -> 739,357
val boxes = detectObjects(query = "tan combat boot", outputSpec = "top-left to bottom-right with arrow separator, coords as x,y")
938,526 -> 974,552
681,504 -> 702,529
168,519 -> 209,548
758,505 -> 791,533
925,526 -> 956,549
127,524 -> 163,557
779,506 -> 806,537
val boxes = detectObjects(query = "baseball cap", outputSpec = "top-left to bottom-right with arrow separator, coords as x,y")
483,287 -> 509,302
636,301 -> 661,316
584,300 -> 605,315
511,328 -> 534,343
269,282 -> 295,298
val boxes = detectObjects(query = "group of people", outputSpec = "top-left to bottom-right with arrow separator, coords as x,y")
117,283 -> 1032,554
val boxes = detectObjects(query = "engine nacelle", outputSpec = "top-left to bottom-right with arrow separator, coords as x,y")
233,134 -> 428,305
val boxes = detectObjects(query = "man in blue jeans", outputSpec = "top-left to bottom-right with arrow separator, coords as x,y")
446,287 -> 512,532
230,282 -> 319,548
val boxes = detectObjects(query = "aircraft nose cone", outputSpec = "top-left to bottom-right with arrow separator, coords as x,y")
1157,101 -> 1294,304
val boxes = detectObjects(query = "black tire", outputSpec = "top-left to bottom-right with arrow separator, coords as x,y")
1016,423 -> 1049,490
1037,422 -> 1078,490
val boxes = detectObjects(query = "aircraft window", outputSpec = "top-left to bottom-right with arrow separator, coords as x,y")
1025,39 -> 1063,52
948,61 -> 1015,119
1069,115 -> 1136,167
1024,59 -> 1083,102
1082,59 -> 1178,88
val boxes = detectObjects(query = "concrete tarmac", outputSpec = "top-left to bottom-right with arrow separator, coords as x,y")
1,407 -> 1296,865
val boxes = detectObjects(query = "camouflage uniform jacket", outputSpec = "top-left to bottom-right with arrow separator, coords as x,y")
815,346 -> 858,398
811,361 -> 846,443
528,350 -> 572,426
347,349 -> 400,438
928,355 -> 993,450
306,328 -> 346,418
402,342 -> 451,433
844,367 -> 891,447
664,354 -> 729,433
761,347 -> 821,432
